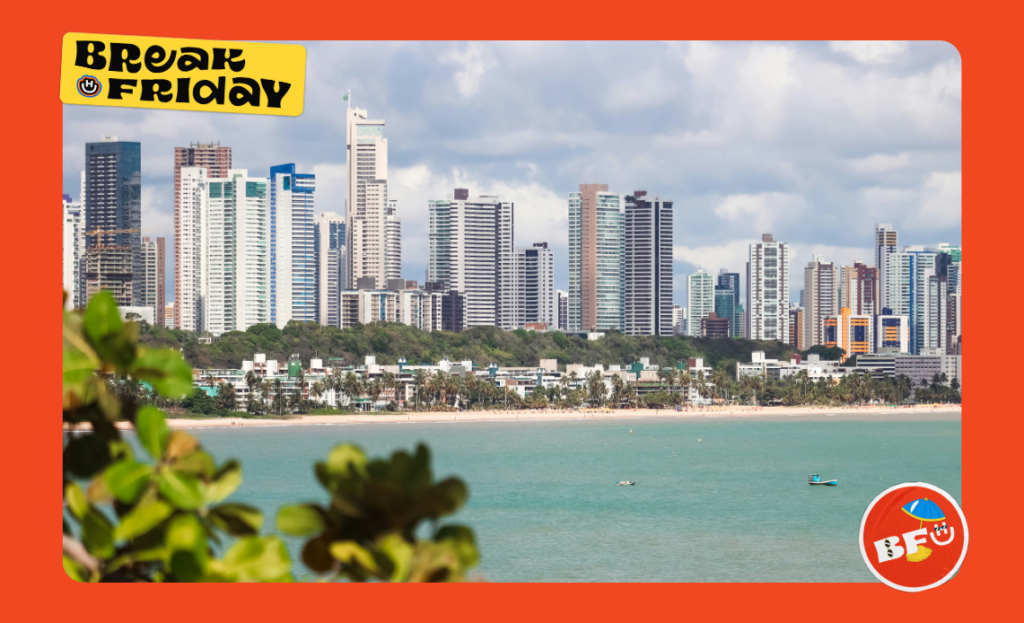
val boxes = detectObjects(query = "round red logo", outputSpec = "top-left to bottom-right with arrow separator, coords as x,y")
859,482 -> 968,592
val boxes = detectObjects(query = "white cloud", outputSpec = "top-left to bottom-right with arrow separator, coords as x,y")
830,41 -> 909,64
441,42 -> 497,97
847,152 -> 914,174
713,192 -> 808,234
915,171 -> 961,230
673,239 -> 751,273
604,68 -> 679,112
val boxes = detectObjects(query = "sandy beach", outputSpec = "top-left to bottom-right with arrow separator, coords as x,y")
64,404 -> 961,431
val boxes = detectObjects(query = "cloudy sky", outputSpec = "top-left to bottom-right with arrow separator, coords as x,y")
63,40 -> 961,307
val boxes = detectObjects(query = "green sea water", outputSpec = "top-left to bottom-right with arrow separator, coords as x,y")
95,414 -> 962,582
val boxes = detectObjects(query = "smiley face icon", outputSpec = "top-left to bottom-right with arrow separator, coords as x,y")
77,75 -> 102,98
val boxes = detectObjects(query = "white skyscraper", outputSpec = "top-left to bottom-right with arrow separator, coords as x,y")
746,234 -> 791,342
63,198 -> 84,310
428,189 -> 516,328
672,305 -> 688,336
687,270 -> 714,338
513,242 -> 556,328
345,107 -> 391,290
200,169 -> 270,335
624,192 -> 674,337
386,198 -> 402,282
875,223 -> 898,310
269,164 -> 316,329
885,249 -> 940,355
803,255 -> 839,349
177,167 -> 207,332
315,212 -> 346,327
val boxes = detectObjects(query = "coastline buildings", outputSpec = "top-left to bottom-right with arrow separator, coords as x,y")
386,199 -> 402,282
514,242 -> 556,329
84,137 -> 142,307
428,189 -> 516,329
746,234 -> 790,342
788,306 -> 805,351
687,269 -> 714,338
269,164 -> 317,328
623,191 -> 674,336
62,197 -> 84,309
841,262 -> 879,317
315,212 -> 346,327
823,307 -> 873,362
174,142 -> 231,329
803,256 -> 839,349
345,107 -> 393,290
568,184 -> 623,332
875,223 -> 898,310
140,237 -> 166,325
672,305 -> 688,336
557,290 -> 568,331
717,270 -> 741,338
701,312 -> 730,339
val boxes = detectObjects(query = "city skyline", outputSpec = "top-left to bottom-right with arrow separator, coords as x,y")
62,40 -> 961,307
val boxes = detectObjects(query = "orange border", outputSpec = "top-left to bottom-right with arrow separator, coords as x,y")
10,0 -> 1015,620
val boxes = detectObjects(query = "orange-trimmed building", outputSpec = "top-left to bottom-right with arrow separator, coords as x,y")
823,307 -> 873,362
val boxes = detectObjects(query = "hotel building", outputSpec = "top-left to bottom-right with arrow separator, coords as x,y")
568,184 -> 623,332
746,234 -> 790,342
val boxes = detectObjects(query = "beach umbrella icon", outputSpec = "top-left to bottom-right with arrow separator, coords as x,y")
900,498 -> 946,563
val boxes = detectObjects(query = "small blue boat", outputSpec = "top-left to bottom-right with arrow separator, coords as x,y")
808,474 -> 837,486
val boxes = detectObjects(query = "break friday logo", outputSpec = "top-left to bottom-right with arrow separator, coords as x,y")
77,75 -> 101,97
859,482 -> 968,592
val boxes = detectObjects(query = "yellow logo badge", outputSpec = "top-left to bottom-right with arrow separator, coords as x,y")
60,33 -> 305,116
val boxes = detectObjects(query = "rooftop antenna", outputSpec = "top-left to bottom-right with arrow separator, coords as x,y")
344,89 -> 351,110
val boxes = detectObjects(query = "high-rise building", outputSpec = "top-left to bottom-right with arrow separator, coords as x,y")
875,313 -> 910,354
345,107 -> 390,290
269,164 -> 316,328
717,270 -> 741,338
746,234 -> 790,342
568,184 -> 623,332
428,189 -> 516,328
62,197 -> 85,310
886,249 -> 945,354
84,137 -> 141,306
875,223 -> 898,310
199,169 -> 270,335
804,256 -> 839,349
513,242 -> 556,329
687,269 -> 714,338
174,142 -> 231,329
315,212 -> 346,327
672,305 -> 687,336
823,307 -> 873,361
735,304 -> 747,339
164,302 -> 174,326
623,191 -> 673,336
386,199 -> 402,282
788,307 -> 804,351
557,290 -> 568,332
714,285 -> 736,338
841,262 -> 879,317
140,237 -> 165,325
937,243 -> 962,263
701,312 -> 730,339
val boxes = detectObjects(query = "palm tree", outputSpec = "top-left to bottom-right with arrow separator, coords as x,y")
382,371 -> 397,405
428,370 -> 448,407
366,378 -> 383,411
310,381 -> 324,407
216,382 -> 237,411
342,372 -> 362,411
413,369 -> 427,411
678,371 -> 692,405
273,379 -> 285,416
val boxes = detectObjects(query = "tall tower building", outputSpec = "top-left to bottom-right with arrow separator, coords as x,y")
386,198 -> 402,282
514,242 -> 556,329
557,290 -> 568,331
345,107 -> 389,290
269,164 -> 316,328
84,137 -> 141,307
199,170 -> 270,335
886,248 -> 944,354
315,212 -> 346,327
623,191 -> 674,336
62,197 -> 85,310
746,234 -> 790,342
803,256 -> 839,349
140,237 -> 166,324
874,223 -> 898,311
428,189 -> 516,328
174,142 -> 231,329
687,269 -> 714,338
841,262 -> 879,316
717,270 -> 741,337
568,184 -> 623,332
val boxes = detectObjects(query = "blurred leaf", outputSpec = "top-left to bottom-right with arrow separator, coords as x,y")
166,430 -> 199,460
204,461 -> 242,504
107,546 -> 166,574
329,541 -> 377,572
276,504 -> 325,537
63,554 -> 88,582
108,439 -> 135,462
301,534 -> 334,574
211,536 -> 293,582
325,444 -> 367,479
86,476 -> 113,504
84,292 -> 136,367
131,348 -> 194,398
436,524 -> 479,569
63,435 -> 111,479
115,500 -> 172,542
64,482 -> 88,519
376,534 -> 413,582
104,460 -> 154,504
208,503 -> 263,537
136,406 -> 169,460
171,450 -> 216,479
82,510 -> 115,559
157,471 -> 204,510
165,515 -> 208,581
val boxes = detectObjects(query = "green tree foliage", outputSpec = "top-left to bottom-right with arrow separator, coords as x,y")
139,320 -> 797,372
63,292 -> 479,583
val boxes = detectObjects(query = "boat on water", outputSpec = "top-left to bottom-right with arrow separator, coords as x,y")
617,481 -> 636,486
808,474 -> 838,486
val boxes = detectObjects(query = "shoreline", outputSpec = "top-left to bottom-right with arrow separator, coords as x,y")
64,404 -> 962,431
